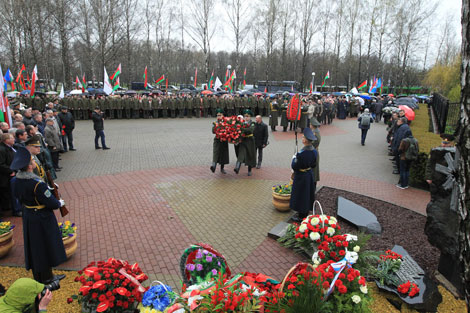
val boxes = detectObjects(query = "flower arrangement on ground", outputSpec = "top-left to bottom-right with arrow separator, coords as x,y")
272,183 -> 292,195
59,220 -> 76,238
213,116 -> 247,144
278,214 -> 341,256
312,234 -> 359,265
184,248 -> 226,285
138,282 -> 176,313
0,221 -> 14,236
71,258 -> 148,312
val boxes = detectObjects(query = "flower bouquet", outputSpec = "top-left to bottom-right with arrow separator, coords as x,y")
213,116 -> 246,144
180,244 -> 230,286
138,281 -> 176,313
72,258 -> 148,312
312,234 -> 358,265
0,221 -> 15,258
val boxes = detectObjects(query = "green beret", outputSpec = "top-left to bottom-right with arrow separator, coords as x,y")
243,109 -> 253,116
216,108 -> 224,114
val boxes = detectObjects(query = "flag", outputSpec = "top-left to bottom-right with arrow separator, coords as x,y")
75,76 -> 81,88
59,84 -> 65,99
0,65 -> 12,126
224,70 -> 236,89
194,68 -> 197,87
112,77 -> 120,92
209,70 -> 214,89
309,82 -> 313,94
4,68 -> 15,91
165,78 -> 168,90
321,71 -> 330,87
369,77 -> 378,93
357,80 -> 367,90
224,68 -> 229,83
143,66 -> 148,89
214,77 -> 222,90
376,78 -> 382,89
30,65 -> 38,98
103,67 -> 113,95
155,75 -> 165,85
16,64 -> 26,90
242,68 -> 246,89
82,73 -> 86,92
110,63 -> 121,81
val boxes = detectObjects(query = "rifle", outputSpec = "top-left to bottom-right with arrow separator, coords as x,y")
45,170 -> 69,217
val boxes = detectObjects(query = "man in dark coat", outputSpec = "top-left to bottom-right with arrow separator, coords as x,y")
210,109 -> 229,174
92,106 -> 110,150
290,128 -> 317,222
234,109 -> 256,176
0,133 -> 17,216
253,115 -> 268,169
10,146 -> 66,283
58,106 -> 75,151
392,117 -> 412,175
269,99 -> 280,131
280,99 -> 289,132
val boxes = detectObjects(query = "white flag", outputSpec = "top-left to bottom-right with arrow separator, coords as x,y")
59,84 -> 65,99
214,77 -> 222,90
103,67 -> 113,95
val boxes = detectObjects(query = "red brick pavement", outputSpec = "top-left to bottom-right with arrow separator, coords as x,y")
0,165 -> 429,283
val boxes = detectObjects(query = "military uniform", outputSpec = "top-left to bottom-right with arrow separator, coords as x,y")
269,100 -> 280,131
210,110 -> 229,174
299,104 -> 309,130
234,110 -> 256,175
10,147 -> 66,283
290,128 -> 318,221
280,103 -> 289,131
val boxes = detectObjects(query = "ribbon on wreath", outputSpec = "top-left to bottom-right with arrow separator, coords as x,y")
324,249 -> 359,300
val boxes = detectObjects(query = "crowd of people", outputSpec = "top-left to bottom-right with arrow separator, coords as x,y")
0,101 -> 76,218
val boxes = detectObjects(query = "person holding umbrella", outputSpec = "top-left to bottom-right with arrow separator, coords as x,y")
290,128 -> 317,222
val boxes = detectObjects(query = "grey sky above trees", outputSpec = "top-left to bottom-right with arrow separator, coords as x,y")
0,0 -> 462,90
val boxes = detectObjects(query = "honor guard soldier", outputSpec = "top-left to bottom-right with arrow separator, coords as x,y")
10,146 -> 67,283
25,135 -> 48,183
290,128 -> 318,222
280,99 -> 289,132
210,109 -> 229,174
234,109 -> 256,176
269,98 -> 280,131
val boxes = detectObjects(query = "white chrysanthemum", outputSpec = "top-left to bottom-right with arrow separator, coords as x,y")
353,245 -> 361,253
298,224 -> 308,233
351,295 -> 361,304
319,214 -> 327,222
312,251 -> 320,264
326,227 -> 335,236
328,219 -> 336,225
309,232 -> 320,241
310,217 -> 320,226
348,251 -> 359,263
360,285 -> 368,294
329,216 -> 337,223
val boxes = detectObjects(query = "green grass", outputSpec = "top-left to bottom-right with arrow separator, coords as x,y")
410,103 -> 442,154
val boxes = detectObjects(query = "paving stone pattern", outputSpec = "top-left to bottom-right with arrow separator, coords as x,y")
1,117 -> 430,289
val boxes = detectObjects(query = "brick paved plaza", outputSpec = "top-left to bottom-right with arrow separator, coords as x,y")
0,116 -> 430,288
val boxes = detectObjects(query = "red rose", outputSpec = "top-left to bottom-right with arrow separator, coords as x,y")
338,285 -> 347,294
322,281 -> 330,289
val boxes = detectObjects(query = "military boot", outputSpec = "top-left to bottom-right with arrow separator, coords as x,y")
234,162 -> 241,174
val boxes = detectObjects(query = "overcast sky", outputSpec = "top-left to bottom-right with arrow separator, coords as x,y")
206,0 -> 463,56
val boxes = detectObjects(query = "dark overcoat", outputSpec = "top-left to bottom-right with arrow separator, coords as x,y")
12,173 -> 66,272
280,104 -> 289,127
0,143 -> 14,188
269,101 -> 280,127
289,145 -> 317,215
236,121 -> 256,167
212,122 -> 229,165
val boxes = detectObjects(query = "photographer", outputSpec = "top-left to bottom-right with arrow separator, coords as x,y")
92,106 -> 110,150
0,278 -> 52,312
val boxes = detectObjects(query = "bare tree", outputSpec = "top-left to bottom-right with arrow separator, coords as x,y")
345,0 -> 360,89
186,0 -> 216,81
261,0 -> 280,85
225,0 -> 251,72
298,0 -> 318,89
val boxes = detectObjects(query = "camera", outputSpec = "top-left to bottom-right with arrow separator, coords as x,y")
40,275 -> 65,297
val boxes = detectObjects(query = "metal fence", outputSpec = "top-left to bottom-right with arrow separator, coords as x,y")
431,93 -> 460,134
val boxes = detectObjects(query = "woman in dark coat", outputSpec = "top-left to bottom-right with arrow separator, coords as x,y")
211,109 -> 229,174
234,110 -> 256,176
337,97 -> 348,119
290,128 -> 318,222
10,147 -> 66,283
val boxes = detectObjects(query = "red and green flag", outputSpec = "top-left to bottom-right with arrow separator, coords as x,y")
242,68 -> 246,89
209,70 -> 214,89
224,70 -> 236,90
309,82 -> 313,94
110,63 -> 121,81
16,64 -> 26,90
143,66 -> 148,89
321,71 -> 330,87
155,74 -> 165,85
75,76 -> 81,88
357,80 -> 367,90
165,78 -> 168,90
82,73 -> 87,92
113,77 -> 120,91
194,68 -> 197,87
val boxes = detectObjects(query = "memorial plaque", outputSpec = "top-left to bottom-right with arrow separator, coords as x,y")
376,245 -> 442,312
337,196 -> 382,234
